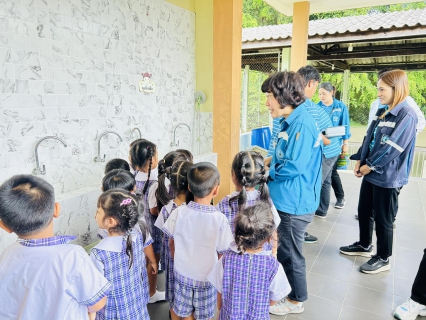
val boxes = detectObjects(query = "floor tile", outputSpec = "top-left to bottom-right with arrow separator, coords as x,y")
310,256 -> 354,281
307,273 -> 348,303
348,266 -> 394,294
394,276 -> 413,298
339,305 -> 392,320
344,283 -> 394,316
330,223 -> 359,239
318,244 -> 355,263
395,234 -> 426,252
296,295 -> 342,320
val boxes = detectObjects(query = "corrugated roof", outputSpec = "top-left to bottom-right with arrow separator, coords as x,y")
242,8 -> 426,42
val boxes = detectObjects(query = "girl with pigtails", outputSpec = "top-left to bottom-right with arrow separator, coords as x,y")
90,190 -> 155,320
129,139 -> 165,303
155,160 -> 194,320
216,151 -> 281,255
156,149 -> 193,211
208,202 -> 291,320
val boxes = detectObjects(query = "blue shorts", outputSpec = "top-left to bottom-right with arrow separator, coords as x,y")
173,272 -> 216,320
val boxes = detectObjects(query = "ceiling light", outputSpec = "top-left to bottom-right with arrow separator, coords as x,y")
348,43 -> 353,52
332,64 -> 335,70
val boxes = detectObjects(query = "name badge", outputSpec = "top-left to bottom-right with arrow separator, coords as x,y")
278,132 -> 289,141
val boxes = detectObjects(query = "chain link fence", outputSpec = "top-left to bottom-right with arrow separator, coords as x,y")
241,52 -> 281,132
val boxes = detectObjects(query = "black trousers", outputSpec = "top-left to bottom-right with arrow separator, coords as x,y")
331,159 -> 345,200
358,179 -> 399,259
411,249 -> 426,306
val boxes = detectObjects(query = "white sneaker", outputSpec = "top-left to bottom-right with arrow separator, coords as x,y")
269,297 -> 304,315
394,298 -> 426,320
148,290 -> 166,303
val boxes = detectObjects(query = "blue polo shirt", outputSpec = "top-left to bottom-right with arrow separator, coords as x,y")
317,98 -> 351,158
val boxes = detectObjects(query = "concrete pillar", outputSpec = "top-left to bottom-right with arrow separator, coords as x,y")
213,0 -> 243,200
342,69 -> 350,107
290,2 -> 310,71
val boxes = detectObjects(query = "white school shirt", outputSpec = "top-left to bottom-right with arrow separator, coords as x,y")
368,97 -> 425,135
207,242 -> 291,301
130,166 -> 159,180
134,171 -> 158,209
0,237 -> 111,320
162,201 -> 234,282
98,223 -> 146,241
154,200 -> 183,229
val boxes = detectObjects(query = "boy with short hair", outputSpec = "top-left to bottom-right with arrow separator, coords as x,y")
0,175 -> 111,320
162,162 -> 233,320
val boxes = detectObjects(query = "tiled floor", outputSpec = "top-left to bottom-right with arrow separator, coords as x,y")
148,172 -> 426,320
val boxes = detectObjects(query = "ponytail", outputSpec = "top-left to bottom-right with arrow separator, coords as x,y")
142,146 -> 153,195
156,167 -> 174,210
125,231 -> 134,268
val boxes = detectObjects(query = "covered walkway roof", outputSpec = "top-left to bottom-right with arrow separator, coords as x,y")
242,9 -> 426,72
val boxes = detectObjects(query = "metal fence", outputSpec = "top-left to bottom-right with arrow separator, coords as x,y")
346,144 -> 426,179
241,52 -> 281,133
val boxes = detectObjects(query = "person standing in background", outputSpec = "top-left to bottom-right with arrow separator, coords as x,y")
316,82 -> 351,217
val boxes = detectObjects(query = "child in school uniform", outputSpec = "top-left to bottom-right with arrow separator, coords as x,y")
0,175 -> 111,320
97,170 -> 157,270
104,158 -> 131,174
216,151 -> 280,255
208,201 -> 291,320
91,190 -> 155,320
155,160 -> 194,320
129,139 -> 165,303
162,162 -> 234,320
156,149 -> 193,211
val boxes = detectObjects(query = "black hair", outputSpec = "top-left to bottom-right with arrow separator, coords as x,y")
269,71 -> 306,109
157,160 -> 194,209
378,68 -> 394,79
319,82 -> 334,92
296,65 -> 321,84
104,158 -> 131,174
0,175 -> 55,236
102,169 -> 136,192
130,139 -> 157,195
187,162 -> 220,198
175,149 -> 193,162
261,76 -> 272,93
234,201 -> 275,254
128,138 -> 144,170
97,189 -> 147,268
230,151 -> 269,211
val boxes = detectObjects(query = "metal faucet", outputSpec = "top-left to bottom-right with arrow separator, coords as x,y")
33,136 -> 67,175
94,131 -> 123,163
131,128 -> 141,139
170,123 -> 191,147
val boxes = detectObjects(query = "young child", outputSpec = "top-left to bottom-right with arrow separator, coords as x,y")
208,202 -> 291,320
98,170 -> 157,272
91,189 -> 156,319
104,158 -> 131,174
162,162 -> 233,320
155,160 -> 194,319
129,139 -> 164,302
216,151 -> 280,254
0,175 -> 111,319
156,149 -> 193,209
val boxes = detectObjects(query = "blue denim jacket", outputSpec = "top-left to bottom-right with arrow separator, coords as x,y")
268,105 -> 323,215
350,100 -> 417,188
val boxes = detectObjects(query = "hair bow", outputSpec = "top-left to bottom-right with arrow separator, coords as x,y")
120,198 -> 132,206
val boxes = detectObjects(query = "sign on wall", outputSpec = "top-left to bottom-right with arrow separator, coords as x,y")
139,72 -> 156,93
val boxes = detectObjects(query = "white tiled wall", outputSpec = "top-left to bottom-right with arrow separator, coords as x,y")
0,0 -> 215,252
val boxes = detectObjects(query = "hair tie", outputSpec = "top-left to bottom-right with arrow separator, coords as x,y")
120,198 -> 132,206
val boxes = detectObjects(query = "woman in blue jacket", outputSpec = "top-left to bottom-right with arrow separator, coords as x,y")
340,70 -> 417,274
267,71 -> 322,316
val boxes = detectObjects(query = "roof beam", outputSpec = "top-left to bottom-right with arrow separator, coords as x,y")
324,42 -> 426,54
307,47 -> 426,61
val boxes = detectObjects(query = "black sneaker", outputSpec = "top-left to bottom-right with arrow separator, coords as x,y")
304,232 -> 318,244
360,255 -> 390,274
315,212 -> 327,219
335,198 -> 346,209
340,241 -> 373,257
